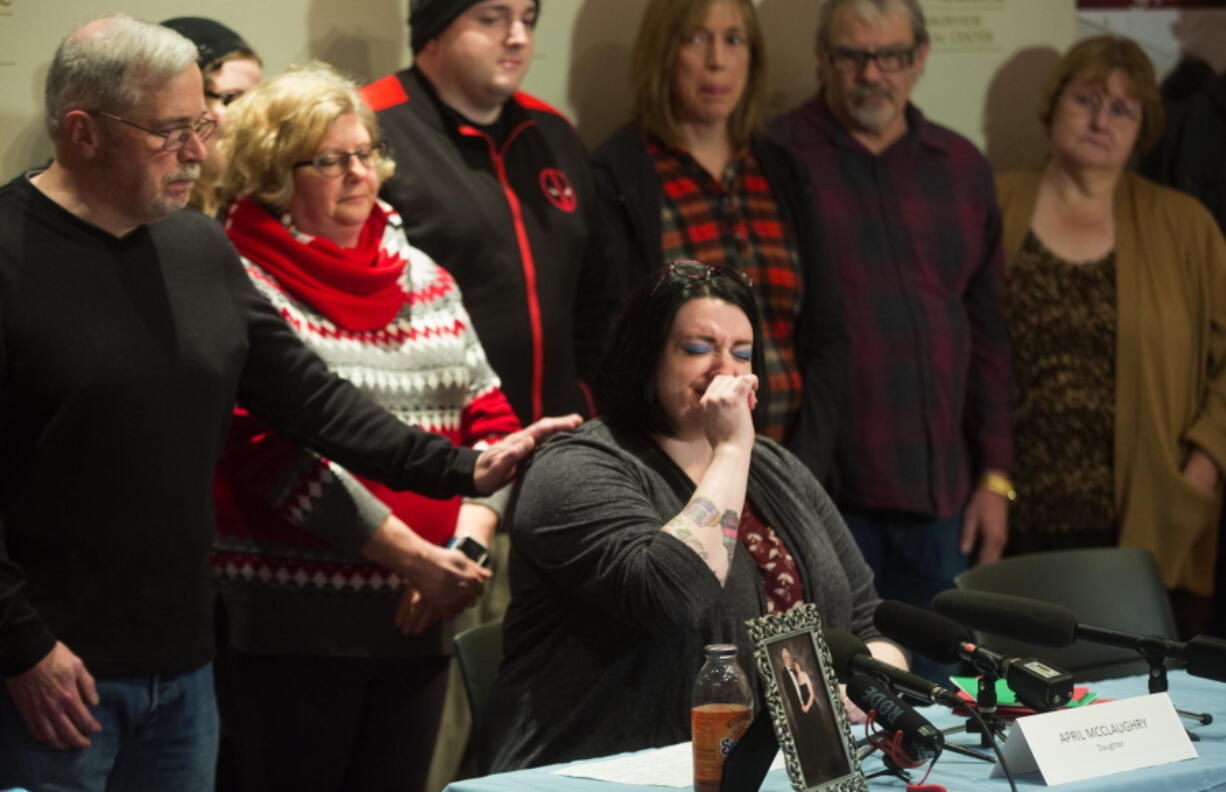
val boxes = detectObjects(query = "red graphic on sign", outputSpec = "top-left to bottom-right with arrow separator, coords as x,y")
540,168 -> 578,213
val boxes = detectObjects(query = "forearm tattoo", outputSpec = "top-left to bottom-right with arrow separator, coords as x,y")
683,497 -> 721,527
664,497 -> 739,566
666,524 -> 709,561
719,509 -> 739,564
664,497 -> 722,561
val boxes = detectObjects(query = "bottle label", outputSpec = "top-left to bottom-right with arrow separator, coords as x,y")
692,703 -> 753,792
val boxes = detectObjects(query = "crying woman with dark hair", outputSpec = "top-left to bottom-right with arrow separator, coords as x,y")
480,261 -> 907,771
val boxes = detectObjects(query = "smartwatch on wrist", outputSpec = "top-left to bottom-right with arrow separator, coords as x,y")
447,535 -> 491,568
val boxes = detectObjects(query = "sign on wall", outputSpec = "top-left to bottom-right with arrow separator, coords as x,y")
1079,1 -> 1226,7
927,0 -> 1009,53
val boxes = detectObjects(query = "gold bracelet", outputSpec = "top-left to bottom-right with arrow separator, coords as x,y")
980,472 -> 1017,502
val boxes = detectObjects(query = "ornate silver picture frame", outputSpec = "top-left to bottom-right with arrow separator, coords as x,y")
746,604 -> 867,792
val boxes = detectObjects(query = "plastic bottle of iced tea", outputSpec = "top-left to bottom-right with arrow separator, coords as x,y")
692,643 -> 754,792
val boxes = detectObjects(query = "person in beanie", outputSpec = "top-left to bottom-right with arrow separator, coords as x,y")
360,0 -> 621,781
161,17 -> 262,216
363,0 -> 620,428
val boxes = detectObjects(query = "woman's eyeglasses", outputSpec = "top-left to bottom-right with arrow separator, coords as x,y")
1065,90 -> 1141,125
665,259 -> 754,288
293,140 -> 389,177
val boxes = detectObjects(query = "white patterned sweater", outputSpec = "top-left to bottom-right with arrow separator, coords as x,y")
211,204 -> 520,656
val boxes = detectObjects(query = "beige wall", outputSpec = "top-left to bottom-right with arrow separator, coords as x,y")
1078,7 -> 1226,76
1,0 -> 1075,180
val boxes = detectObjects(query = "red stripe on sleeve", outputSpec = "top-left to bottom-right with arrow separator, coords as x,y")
360,75 -> 409,112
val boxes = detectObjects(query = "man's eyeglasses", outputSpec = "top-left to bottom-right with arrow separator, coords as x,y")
1065,90 -> 1141,125
827,45 -> 918,74
91,110 -> 217,152
665,260 -> 754,289
205,89 -> 245,107
293,141 -> 389,178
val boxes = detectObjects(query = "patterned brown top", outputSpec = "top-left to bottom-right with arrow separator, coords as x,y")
1007,231 -> 1118,554
739,499 -> 804,614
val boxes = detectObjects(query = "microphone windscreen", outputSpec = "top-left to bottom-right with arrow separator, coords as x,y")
845,674 -> 943,759
933,590 -> 1078,647
823,628 -> 869,683
844,673 -> 885,712
874,600 -> 967,663
1186,635 -> 1226,683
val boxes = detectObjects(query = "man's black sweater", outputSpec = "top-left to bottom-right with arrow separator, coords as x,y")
0,175 -> 477,678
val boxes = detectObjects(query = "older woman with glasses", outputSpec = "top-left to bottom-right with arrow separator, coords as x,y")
210,64 -> 523,791
997,37 -> 1226,626
480,260 -> 903,771
593,0 -> 847,484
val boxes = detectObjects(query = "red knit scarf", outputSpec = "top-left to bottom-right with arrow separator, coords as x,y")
225,198 -> 407,331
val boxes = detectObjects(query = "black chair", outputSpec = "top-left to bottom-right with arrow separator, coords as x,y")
454,619 -> 504,744
954,547 -> 1178,681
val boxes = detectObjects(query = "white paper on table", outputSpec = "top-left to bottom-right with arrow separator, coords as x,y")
552,742 -> 786,787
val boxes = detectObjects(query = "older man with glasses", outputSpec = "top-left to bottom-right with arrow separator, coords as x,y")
0,15 -> 575,791
770,0 -> 1012,683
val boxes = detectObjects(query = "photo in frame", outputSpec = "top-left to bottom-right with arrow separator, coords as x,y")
746,604 -> 867,792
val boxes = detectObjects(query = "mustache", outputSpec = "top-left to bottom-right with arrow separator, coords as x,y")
850,84 -> 892,102
166,165 -> 201,183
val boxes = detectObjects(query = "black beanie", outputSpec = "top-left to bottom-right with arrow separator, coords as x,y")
409,0 -> 540,54
161,17 -> 255,69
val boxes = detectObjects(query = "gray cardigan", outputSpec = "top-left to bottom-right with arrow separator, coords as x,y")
482,419 -> 882,771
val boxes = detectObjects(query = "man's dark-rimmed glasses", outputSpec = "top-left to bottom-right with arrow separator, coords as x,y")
827,45 -> 919,74
205,89 -> 245,107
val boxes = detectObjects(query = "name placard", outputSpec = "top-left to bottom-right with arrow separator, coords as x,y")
990,693 -> 1196,785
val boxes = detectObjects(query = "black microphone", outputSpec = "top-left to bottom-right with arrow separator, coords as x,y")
824,628 -> 964,709
846,674 -> 944,761
933,589 -> 1226,685
875,600 -> 1074,711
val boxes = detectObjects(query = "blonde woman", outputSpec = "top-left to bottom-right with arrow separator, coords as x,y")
212,65 -> 525,792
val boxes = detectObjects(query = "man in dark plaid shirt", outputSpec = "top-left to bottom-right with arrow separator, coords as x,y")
771,0 -> 1011,678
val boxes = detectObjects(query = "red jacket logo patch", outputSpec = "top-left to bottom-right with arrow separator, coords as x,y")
539,168 -> 577,213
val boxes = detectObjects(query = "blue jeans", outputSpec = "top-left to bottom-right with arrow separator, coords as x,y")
0,662 -> 218,792
840,507 -> 968,685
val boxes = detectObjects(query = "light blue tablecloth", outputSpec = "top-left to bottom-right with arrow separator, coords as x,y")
445,671 -> 1225,792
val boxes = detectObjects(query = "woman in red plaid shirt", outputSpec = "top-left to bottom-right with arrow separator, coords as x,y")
593,0 -> 849,485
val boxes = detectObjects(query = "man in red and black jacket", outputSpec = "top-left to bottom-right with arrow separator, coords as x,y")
362,0 -> 621,425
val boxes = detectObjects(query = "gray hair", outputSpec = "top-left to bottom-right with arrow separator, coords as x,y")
44,14 -> 199,138
815,0 -> 928,53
